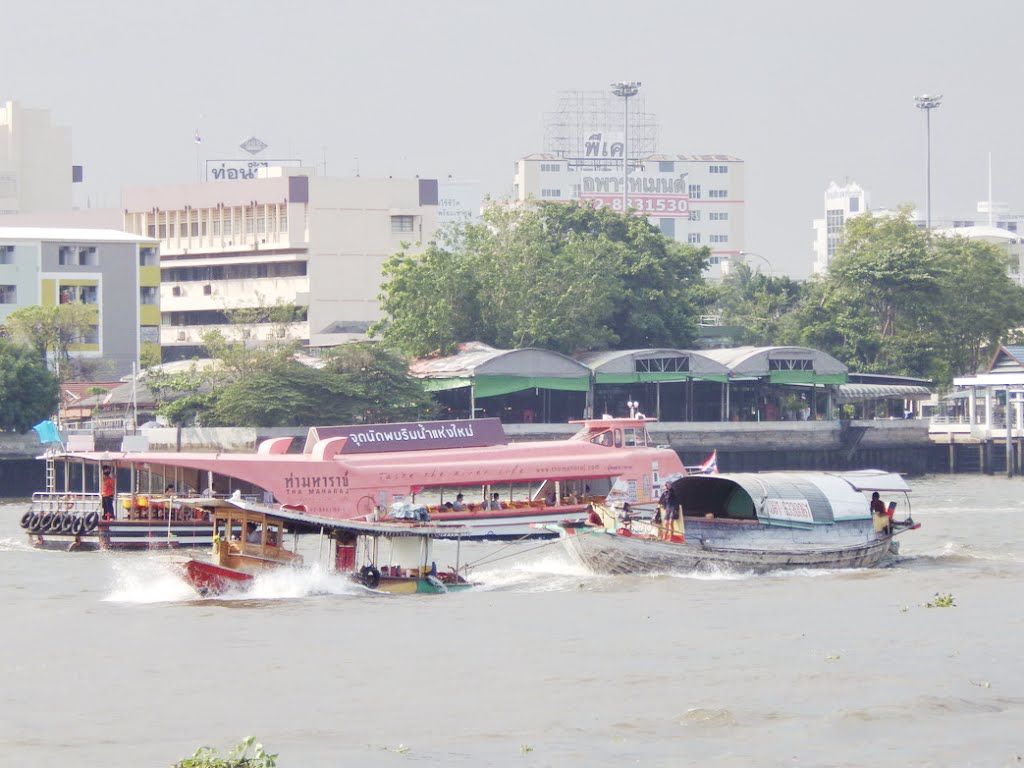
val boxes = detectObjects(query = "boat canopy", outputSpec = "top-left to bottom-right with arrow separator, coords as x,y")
672,470 -> 909,526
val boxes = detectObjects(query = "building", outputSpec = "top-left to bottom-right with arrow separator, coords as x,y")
812,180 -> 869,274
514,90 -> 745,279
0,101 -> 78,214
813,178 -> 1024,277
513,152 -> 745,278
121,169 -> 446,360
0,227 -> 160,377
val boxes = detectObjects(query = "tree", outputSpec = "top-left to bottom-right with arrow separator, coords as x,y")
0,339 -> 59,432
320,342 -> 436,422
373,202 -> 710,357
4,303 -> 95,378
714,262 -> 803,345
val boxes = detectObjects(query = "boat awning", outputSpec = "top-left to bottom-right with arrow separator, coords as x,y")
672,470 -> 910,525
232,499 -> 476,538
835,384 -> 932,403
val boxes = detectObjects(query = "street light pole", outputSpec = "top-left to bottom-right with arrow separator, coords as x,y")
914,94 -> 942,230
611,81 -> 641,214
739,250 -> 774,276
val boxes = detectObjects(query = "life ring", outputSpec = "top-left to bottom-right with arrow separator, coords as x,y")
72,516 -> 86,536
19,511 -> 32,529
84,512 -> 100,532
61,514 -> 76,533
358,565 -> 381,589
28,513 -> 43,532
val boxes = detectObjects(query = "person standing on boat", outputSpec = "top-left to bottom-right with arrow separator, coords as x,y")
101,467 -> 115,521
486,492 -> 502,510
659,482 -> 680,540
870,492 -> 891,535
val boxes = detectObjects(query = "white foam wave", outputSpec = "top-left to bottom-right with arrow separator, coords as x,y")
105,556 -> 197,603
0,536 -> 37,553
242,564 -> 362,600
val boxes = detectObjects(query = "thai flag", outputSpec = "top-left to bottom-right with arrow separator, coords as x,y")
697,450 -> 718,474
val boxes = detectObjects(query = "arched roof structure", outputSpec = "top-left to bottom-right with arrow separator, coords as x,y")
700,346 -> 848,384
410,342 -> 590,397
577,348 -> 730,383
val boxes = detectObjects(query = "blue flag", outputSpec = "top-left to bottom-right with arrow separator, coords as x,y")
32,420 -> 62,444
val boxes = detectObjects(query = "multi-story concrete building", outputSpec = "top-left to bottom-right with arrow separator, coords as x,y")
121,168 -> 445,360
0,227 -> 160,377
513,152 -> 745,278
812,180 -> 869,274
0,101 -> 77,215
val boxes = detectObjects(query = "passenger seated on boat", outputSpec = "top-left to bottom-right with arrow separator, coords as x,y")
443,501 -> 454,511
485,493 -> 503,510
586,505 -> 603,526
452,493 -> 466,511
246,524 -> 262,544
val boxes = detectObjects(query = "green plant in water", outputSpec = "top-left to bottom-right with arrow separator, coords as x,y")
173,736 -> 277,768
520,744 -> 534,754
926,593 -> 956,608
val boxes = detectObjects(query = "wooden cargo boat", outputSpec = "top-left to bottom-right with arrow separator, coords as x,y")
554,470 -> 920,574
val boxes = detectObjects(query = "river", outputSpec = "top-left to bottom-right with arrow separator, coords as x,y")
1,474 -> 1022,767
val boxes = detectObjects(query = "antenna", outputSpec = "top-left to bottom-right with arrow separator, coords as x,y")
353,155 -> 360,177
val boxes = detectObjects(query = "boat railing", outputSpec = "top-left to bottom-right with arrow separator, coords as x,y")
30,492 -> 103,516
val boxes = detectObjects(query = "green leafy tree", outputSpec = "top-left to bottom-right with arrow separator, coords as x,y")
320,342 -> 436,422
715,262 -> 803,345
373,202 -> 710,356
0,339 -> 60,432
4,303 -> 95,378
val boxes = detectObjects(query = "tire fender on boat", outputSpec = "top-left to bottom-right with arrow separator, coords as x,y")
358,565 -> 381,589
84,512 -> 100,532
40,513 -> 54,531
72,516 -> 86,536
19,512 -> 32,529
28,513 -> 43,532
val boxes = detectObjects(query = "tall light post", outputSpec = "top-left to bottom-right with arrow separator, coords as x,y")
914,94 -> 942,230
611,81 -> 641,214
739,250 -> 774,276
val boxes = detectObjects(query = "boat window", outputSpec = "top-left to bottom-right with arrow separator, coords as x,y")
623,428 -> 637,447
614,429 -> 622,448
590,430 -> 613,447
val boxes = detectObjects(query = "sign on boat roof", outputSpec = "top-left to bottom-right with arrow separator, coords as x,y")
303,418 -> 508,454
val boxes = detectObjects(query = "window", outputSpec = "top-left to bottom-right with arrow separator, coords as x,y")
203,284 -> 213,296
689,210 -> 701,222
658,161 -> 675,173
709,165 -> 728,173
139,247 -> 158,267
58,246 -> 75,265
708,255 -> 722,265
659,218 -> 675,238
709,212 -> 729,221
541,189 -> 562,198
0,284 -> 16,303
826,208 -> 845,257
140,286 -> 159,305
540,163 -> 561,172
769,358 -> 813,371
688,233 -> 701,244
708,189 -> 728,198
687,184 -> 701,199
279,213 -> 288,232
0,245 -> 13,264
391,215 -> 415,233
635,356 -> 689,373
849,196 -> 860,213
79,326 -> 100,345
172,285 -> 182,297
710,234 -> 729,243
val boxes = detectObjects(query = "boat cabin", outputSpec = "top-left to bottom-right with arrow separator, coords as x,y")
212,508 -> 302,573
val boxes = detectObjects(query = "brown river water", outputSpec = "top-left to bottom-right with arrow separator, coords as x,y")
1,473 -> 1022,767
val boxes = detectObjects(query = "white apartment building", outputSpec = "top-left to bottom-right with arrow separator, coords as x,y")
121,168 -> 445,361
812,180 -> 870,274
513,151 -> 745,279
0,101 -> 77,215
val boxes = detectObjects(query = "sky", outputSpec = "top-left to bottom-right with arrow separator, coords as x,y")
3,0 -> 1023,277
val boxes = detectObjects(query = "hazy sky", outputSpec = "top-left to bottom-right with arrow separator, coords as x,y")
3,0 -> 1022,276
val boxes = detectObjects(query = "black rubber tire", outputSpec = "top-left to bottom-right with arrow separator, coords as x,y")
48,513 -> 65,533
72,517 -> 86,536
84,512 -> 100,532
40,513 -> 53,531
19,511 -> 32,529
358,565 -> 381,589
28,513 -> 43,532
61,514 -> 75,533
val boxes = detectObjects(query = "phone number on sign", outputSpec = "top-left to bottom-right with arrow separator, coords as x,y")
581,194 -> 691,217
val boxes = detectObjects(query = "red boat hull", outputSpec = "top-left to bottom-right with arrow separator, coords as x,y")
179,559 -> 254,596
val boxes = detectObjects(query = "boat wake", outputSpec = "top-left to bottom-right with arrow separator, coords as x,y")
900,541 -> 1023,567
105,557 -> 364,604
472,553 -> 600,592
0,536 -> 38,553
